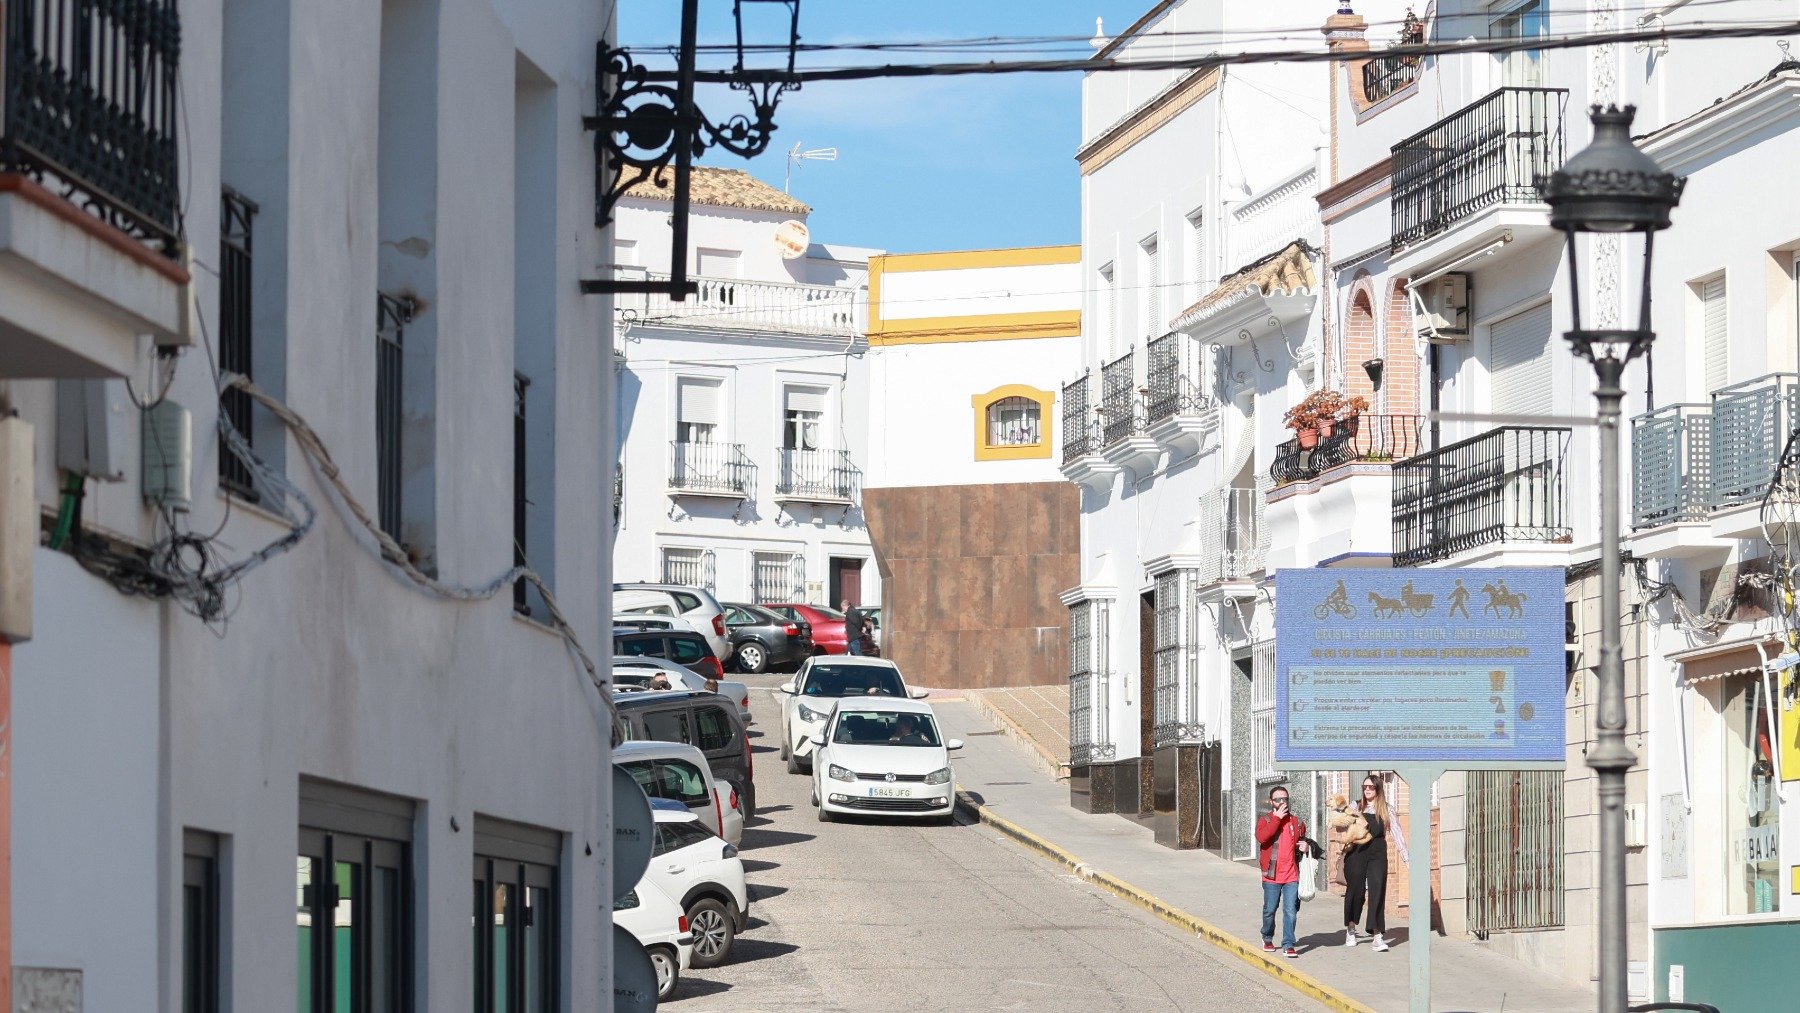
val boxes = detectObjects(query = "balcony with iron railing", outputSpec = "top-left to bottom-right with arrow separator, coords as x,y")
1709,373 -> 1799,514
1390,87 -> 1567,253
1099,349 -> 1140,447
1270,414 -> 1426,487
1630,403 -> 1712,531
617,269 -> 862,336
1392,426 -> 1571,567
1199,488 -> 1268,587
1143,332 -> 1219,454
775,448 -> 859,503
1266,415 -> 1425,569
668,441 -> 755,498
1061,373 -> 1097,467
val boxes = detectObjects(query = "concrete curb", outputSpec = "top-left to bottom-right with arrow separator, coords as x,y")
954,790 -> 1375,1013
963,692 -> 1071,781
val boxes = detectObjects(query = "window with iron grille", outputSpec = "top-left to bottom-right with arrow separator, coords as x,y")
662,547 -> 703,588
1467,769 -> 1564,931
512,373 -> 531,616
1069,602 -> 1093,764
753,552 -> 795,604
1252,640 -> 1277,780
376,293 -> 415,539
986,396 -> 1042,447
1153,573 -> 1182,748
1092,600 -> 1114,760
219,188 -> 258,499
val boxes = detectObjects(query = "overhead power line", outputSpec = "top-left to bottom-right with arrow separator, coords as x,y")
636,18 -> 1800,84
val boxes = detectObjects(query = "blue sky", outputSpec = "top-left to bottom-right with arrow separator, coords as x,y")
619,1 -> 1150,254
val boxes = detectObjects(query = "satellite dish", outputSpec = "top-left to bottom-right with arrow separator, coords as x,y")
612,765 -> 654,900
774,220 -> 810,260
612,923 -> 660,1011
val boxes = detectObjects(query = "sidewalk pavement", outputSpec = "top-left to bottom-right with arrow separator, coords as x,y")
964,684 -> 1070,777
936,699 -> 1594,1013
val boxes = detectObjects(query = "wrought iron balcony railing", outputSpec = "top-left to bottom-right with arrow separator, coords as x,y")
776,448 -> 858,501
617,270 -> 861,336
669,441 -> 753,496
1144,331 -> 1215,426
1630,403 -> 1712,529
1362,52 -> 1421,105
1710,373 -> 1800,512
1392,426 -> 1571,567
1270,414 -> 1426,486
1100,349 -> 1139,446
1061,373 -> 1096,465
1390,87 -> 1567,251
1199,487 -> 1267,584
2,0 -> 182,253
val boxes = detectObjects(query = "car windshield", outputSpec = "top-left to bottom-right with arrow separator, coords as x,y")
831,711 -> 941,747
802,664 -> 905,698
810,605 -> 845,620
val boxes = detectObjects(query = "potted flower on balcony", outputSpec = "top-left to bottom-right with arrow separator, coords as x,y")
1283,389 -> 1347,449
1336,394 -> 1371,439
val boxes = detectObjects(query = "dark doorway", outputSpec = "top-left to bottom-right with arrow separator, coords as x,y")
1138,590 -> 1155,817
829,557 -> 864,606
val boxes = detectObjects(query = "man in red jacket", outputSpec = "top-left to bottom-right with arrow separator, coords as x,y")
1256,785 -> 1312,958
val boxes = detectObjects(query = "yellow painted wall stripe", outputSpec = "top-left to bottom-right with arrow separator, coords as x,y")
873,244 -> 1081,273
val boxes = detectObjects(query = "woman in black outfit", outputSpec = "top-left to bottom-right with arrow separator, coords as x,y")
1342,774 -> 1391,952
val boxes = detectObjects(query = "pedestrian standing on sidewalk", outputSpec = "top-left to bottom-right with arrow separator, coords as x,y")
1256,785 -> 1311,959
842,599 -> 867,656
1342,774 -> 1392,952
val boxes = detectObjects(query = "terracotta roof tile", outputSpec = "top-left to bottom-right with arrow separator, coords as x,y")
1171,241 -> 1317,329
622,165 -> 811,216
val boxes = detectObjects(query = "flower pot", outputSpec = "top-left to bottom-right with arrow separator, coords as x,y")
1318,420 -> 1337,440
1297,428 -> 1320,449
1338,415 -> 1361,438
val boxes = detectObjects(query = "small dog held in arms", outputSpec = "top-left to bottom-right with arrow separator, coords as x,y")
1328,794 -> 1372,846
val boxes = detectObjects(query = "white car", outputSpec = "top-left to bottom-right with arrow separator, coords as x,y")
613,582 -> 732,661
809,697 -> 963,823
613,655 -> 752,725
615,740 -> 745,846
613,879 -> 692,1002
777,656 -> 926,773
647,799 -> 750,968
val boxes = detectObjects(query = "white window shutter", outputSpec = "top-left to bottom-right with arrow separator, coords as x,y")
784,386 -> 827,415
1489,303 -> 1553,419
677,378 -> 720,426
1702,276 -> 1728,393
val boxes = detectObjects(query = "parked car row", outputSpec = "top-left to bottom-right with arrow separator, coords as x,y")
612,581 -> 879,676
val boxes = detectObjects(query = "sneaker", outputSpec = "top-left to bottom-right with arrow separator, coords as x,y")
1284,947 -> 1299,959
1262,940 -> 1276,952
1345,928 -> 1358,947
1372,934 -> 1390,952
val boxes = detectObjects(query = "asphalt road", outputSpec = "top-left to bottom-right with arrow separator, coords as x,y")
670,672 -> 1323,1012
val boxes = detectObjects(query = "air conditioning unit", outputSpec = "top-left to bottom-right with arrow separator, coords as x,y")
1414,272 -> 1471,342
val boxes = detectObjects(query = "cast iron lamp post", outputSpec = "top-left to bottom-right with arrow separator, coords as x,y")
1537,105 -> 1685,1013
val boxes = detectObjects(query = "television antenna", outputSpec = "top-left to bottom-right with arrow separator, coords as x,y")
785,141 -> 838,193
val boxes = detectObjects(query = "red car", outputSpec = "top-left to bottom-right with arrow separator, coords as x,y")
762,603 -> 871,655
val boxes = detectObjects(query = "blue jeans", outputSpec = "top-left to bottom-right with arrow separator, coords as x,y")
1261,880 -> 1299,948
846,636 -> 864,656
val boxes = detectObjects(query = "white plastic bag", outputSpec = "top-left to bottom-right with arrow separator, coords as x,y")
1296,852 -> 1319,902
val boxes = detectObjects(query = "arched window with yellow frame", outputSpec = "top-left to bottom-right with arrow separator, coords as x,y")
971,384 -> 1056,461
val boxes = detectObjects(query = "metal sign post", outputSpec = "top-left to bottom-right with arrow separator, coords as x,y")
1275,567 -> 1568,1013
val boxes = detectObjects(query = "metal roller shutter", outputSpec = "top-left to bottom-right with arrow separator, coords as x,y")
1489,303 -> 1553,419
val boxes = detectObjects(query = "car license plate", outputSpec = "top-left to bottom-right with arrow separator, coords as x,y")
870,786 -> 912,799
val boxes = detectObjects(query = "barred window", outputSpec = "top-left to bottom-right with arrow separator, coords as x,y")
986,396 -> 1042,447
661,547 -> 703,588
1252,640 -> 1277,780
1069,603 -> 1093,763
753,552 -> 795,604
1153,573 -> 1182,748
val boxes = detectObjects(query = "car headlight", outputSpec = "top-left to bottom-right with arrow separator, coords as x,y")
797,703 -> 828,723
828,764 -> 857,783
924,767 -> 952,785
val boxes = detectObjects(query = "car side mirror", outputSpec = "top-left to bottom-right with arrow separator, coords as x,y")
778,680 -> 795,694
946,739 -> 965,751
809,733 -> 826,747
908,688 -> 929,700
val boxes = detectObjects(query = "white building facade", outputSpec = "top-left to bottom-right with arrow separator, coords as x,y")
1,0 -> 618,1007
611,168 -> 880,611
1060,0 -> 1329,856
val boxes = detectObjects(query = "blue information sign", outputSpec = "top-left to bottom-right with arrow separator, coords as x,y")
1275,567 -> 1567,768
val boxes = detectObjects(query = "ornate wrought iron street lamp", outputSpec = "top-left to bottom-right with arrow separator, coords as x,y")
1536,105 -> 1684,1013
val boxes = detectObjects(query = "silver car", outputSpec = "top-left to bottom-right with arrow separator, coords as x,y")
614,582 -> 732,661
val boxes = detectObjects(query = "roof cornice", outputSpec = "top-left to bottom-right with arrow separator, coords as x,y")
1640,71 -> 1800,176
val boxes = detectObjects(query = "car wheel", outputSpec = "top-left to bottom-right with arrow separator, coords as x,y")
786,748 -> 803,774
649,945 -> 679,1001
686,898 -> 736,968
817,804 -> 832,823
779,730 -> 790,761
737,642 -> 767,674
742,783 -> 757,819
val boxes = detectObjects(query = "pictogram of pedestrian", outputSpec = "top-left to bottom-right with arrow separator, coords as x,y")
1448,578 -> 1470,620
